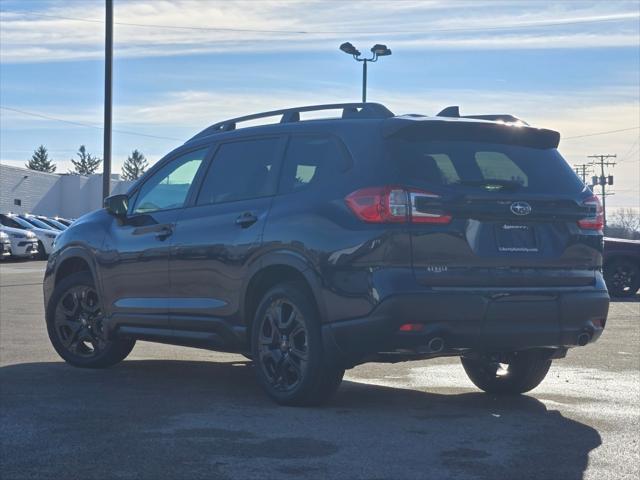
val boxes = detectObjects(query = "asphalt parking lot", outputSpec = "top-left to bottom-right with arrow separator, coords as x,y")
1,260 -> 638,480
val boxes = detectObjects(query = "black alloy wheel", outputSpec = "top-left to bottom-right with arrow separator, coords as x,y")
605,259 -> 640,298
251,282 -> 345,406
46,271 -> 135,368
257,298 -> 309,393
54,284 -> 106,358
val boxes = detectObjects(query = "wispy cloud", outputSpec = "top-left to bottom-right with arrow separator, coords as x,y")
1,0 -> 638,63
2,84 -> 638,207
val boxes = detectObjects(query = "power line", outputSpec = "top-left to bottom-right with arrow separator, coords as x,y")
9,10 -> 640,35
0,106 -> 182,141
564,126 -> 640,140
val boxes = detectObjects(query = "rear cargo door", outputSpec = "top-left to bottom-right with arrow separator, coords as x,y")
389,130 -> 601,288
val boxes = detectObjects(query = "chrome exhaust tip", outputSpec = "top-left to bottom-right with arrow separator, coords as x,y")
577,332 -> 591,346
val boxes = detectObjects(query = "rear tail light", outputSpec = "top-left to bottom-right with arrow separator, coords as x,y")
344,186 -> 407,223
345,186 -> 451,224
399,323 -> 424,332
577,194 -> 604,231
408,190 -> 453,224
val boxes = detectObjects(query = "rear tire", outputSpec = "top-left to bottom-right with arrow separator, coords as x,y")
604,259 -> 640,298
46,271 -> 135,368
461,350 -> 552,394
251,282 -> 344,406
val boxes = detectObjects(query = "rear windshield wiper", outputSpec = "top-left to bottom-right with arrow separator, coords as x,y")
452,179 -> 524,191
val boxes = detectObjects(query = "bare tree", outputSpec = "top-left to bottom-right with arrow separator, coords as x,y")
607,208 -> 640,239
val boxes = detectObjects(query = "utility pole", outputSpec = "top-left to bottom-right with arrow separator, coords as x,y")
587,154 -> 616,230
102,0 -> 113,200
573,163 -> 591,184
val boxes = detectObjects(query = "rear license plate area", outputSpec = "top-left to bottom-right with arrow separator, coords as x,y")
496,224 -> 538,253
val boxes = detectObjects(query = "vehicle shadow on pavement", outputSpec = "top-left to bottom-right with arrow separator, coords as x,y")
1,359 -> 601,480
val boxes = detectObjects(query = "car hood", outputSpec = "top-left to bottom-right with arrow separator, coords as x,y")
0,225 -> 37,237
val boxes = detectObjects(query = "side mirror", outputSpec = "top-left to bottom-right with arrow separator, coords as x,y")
104,194 -> 128,217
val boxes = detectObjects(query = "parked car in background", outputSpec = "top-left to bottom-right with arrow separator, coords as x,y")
33,215 -> 67,231
0,231 -> 11,259
18,214 -> 58,231
0,225 -> 38,259
53,217 -> 73,227
0,214 -> 58,259
604,237 -> 640,297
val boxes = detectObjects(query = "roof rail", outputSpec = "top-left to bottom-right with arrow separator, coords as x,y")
187,102 -> 394,143
436,105 -> 529,126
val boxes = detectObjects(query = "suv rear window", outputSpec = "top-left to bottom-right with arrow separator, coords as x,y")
390,140 -> 583,194
279,135 -> 350,193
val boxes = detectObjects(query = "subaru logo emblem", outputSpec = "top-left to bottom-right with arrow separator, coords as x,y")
510,201 -> 532,216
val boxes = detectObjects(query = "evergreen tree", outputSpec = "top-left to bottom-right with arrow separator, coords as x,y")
121,149 -> 148,180
25,145 -> 56,173
70,145 -> 101,175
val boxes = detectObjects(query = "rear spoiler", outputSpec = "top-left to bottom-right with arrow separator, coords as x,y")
382,117 -> 560,149
435,106 -> 529,125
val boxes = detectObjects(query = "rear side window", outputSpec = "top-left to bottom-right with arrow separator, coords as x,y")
390,140 -> 583,194
279,135 -> 349,193
197,137 -> 280,205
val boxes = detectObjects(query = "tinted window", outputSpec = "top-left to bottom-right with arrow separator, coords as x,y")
196,138 -> 280,205
0,215 -> 24,229
391,140 -> 583,194
133,149 -> 206,214
22,216 -> 54,229
280,135 -> 348,193
1,215 -> 32,229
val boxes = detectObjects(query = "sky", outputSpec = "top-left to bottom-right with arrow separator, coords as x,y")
0,0 -> 639,210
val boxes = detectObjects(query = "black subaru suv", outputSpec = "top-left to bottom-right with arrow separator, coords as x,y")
43,103 -> 609,405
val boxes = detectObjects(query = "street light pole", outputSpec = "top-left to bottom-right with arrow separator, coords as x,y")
340,43 -> 391,103
362,59 -> 367,103
102,0 -> 113,200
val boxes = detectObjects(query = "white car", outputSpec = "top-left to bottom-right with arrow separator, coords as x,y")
0,231 -> 11,259
0,225 -> 39,258
0,214 -> 58,259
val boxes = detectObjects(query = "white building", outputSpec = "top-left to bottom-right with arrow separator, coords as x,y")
0,164 -> 132,219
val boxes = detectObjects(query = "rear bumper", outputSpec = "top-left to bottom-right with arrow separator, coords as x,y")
322,278 -> 609,365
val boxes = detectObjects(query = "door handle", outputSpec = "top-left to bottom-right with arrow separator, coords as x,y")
235,212 -> 258,228
155,225 -> 173,240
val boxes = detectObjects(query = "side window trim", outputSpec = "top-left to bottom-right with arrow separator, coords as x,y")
183,143 -> 218,208
128,145 -> 213,215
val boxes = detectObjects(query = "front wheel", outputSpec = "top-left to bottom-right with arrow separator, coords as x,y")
251,282 -> 344,406
461,350 -> 552,394
46,271 -> 135,368
36,240 -> 48,260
